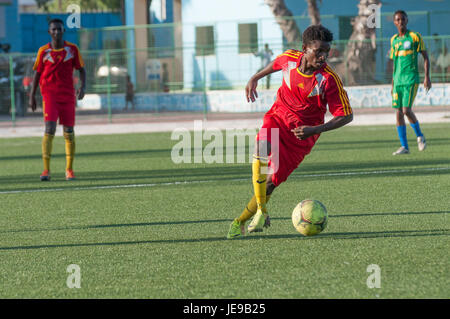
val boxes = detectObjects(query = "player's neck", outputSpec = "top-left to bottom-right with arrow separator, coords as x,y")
51,39 -> 64,49
397,28 -> 407,37
298,57 -> 316,75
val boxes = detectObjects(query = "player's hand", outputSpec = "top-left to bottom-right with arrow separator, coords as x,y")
29,95 -> 37,112
76,86 -> 85,100
245,77 -> 259,103
291,126 -> 318,140
423,76 -> 431,93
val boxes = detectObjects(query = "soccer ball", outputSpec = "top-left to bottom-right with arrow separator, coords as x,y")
292,199 -> 328,236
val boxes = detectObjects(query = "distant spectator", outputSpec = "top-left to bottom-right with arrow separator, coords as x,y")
162,63 -> 169,92
124,75 -> 135,111
254,43 -> 273,89
436,46 -> 450,81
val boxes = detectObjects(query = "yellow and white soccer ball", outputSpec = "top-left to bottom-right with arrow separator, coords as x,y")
292,199 -> 328,236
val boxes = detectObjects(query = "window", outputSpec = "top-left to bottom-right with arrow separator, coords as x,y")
238,23 -> 258,54
196,26 -> 215,56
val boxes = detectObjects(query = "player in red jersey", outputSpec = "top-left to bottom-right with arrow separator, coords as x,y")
227,25 -> 353,238
29,18 -> 86,181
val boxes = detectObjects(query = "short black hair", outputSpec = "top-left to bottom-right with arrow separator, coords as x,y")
48,18 -> 64,27
394,10 -> 407,18
302,25 -> 333,46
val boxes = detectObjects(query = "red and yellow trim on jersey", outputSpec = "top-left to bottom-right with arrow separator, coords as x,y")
33,44 -> 50,71
324,66 -> 352,116
65,41 -> 85,68
279,49 -> 302,60
296,68 -> 314,77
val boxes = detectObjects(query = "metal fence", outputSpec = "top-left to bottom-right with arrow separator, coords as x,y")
0,15 -> 449,125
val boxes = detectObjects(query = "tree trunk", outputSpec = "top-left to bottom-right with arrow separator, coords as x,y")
306,0 -> 321,25
343,0 -> 381,86
264,0 -> 302,46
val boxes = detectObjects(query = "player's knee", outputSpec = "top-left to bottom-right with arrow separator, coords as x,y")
44,122 -> 56,135
266,180 -> 276,196
402,107 -> 412,116
63,126 -> 74,133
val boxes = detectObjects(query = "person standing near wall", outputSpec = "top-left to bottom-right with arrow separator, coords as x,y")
124,74 -> 135,110
254,43 -> 274,89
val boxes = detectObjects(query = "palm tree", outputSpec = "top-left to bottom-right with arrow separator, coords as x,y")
342,0 -> 381,85
306,0 -> 321,26
264,0 -> 302,46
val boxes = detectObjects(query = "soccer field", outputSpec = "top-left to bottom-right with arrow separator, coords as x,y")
0,123 -> 448,299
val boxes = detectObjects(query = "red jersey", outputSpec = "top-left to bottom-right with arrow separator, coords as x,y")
33,41 -> 84,100
270,49 -> 352,129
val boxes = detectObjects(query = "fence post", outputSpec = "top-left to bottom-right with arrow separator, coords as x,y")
105,50 -> 112,123
202,48 -> 207,122
9,55 -> 16,127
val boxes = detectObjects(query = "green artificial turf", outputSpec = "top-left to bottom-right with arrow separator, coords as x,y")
0,123 -> 448,299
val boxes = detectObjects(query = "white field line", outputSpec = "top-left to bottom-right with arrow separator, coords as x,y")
0,166 -> 448,195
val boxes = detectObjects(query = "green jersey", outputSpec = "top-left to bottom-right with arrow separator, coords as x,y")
390,30 -> 426,86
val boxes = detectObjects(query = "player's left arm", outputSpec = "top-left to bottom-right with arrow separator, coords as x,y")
76,67 -> 86,100
421,50 -> 431,92
73,45 -> 86,100
291,113 -> 353,140
417,33 -> 431,92
292,73 -> 353,140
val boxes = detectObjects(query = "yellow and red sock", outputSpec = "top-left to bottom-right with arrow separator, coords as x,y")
42,133 -> 54,171
64,131 -> 75,171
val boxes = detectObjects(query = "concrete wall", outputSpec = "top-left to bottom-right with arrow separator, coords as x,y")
77,83 -> 450,112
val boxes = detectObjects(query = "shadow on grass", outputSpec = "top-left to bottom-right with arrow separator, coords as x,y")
2,211 -> 447,235
314,137 -> 450,151
0,148 -> 173,162
1,158 -> 449,189
0,229 -> 447,251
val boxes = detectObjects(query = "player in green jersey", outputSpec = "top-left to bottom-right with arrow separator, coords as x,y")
390,10 -> 431,155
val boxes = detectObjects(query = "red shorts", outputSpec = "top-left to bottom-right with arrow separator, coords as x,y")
42,94 -> 76,127
256,113 -> 319,186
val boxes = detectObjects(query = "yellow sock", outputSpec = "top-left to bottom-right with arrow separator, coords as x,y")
236,194 -> 271,223
42,134 -> 54,171
252,154 -> 268,213
64,131 -> 75,171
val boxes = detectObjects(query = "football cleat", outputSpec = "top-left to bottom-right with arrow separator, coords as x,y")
65,170 -> 76,181
227,219 -> 245,239
247,209 -> 270,233
392,146 -> 410,155
40,170 -> 50,181
417,136 -> 426,151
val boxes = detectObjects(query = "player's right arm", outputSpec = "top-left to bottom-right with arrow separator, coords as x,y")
29,71 -> 41,112
389,34 -> 396,96
30,45 -> 46,111
245,60 -> 277,102
246,49 -> 301,102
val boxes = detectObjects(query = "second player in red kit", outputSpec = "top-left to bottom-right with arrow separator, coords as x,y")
29,18 -> 86,181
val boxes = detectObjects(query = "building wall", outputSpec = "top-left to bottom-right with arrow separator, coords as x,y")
0,0 -> 22,53
181,0 -> 284,90
20,12 -> 123,53
180,0 -> 450,90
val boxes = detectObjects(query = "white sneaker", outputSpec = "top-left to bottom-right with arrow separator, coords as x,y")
417,136 -> 426,151
393,146 -> 410,155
